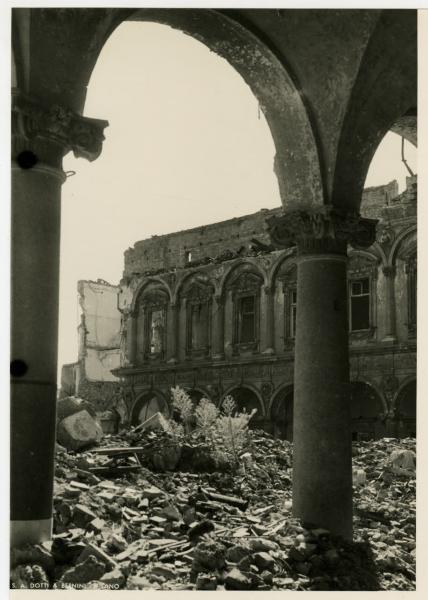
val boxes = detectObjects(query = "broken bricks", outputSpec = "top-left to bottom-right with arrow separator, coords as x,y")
18,430 -> 415,591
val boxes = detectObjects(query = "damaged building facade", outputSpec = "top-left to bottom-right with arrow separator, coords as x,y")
71,178 -> 416,441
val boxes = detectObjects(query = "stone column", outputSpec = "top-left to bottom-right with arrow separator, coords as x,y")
382,266 -> 397,341
10,92 -> 107,547
167,301 -> 179,364
212,295 -> 225,360
262,285 -> 275,355
126,311 -> 138,366
267,207 -> 377,539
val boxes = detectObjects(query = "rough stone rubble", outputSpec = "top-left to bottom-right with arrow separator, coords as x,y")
10,413 -> 416,591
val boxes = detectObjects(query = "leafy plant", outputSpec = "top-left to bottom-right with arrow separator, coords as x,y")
167,387 -> 256,471
171,386 -> 194,434
215,397 -> 257,467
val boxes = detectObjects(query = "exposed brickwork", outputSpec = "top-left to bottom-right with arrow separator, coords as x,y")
123,207 -> 282,277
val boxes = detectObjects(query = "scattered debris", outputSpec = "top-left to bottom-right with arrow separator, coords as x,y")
12,430 -> 416,591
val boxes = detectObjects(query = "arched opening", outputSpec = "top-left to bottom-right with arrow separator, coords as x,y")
223,386 -> 264,430
58,20 -> 286,374
395,380 -> 416,438
350,382 -> 386,440
270,386 -> 294,441
131,391 -> 169,425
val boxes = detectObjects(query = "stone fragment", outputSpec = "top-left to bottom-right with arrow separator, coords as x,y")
60,555 -> 106,584
142,486 -> 163,500
89,518 -> 106,533
57,410 -> 103,451
160,504 -> 182,522
254,551 -> 275,572
192,539 -> 226,573
188,519 -> 215,541
150,563 -> 177,580
99,568 -> 126,587
195,573 -> 218,590
224,567 -> 252,590
77,542 -> 119,570
248,538 -> 279,552
226,543 -> 251,563
72,504 -> 97,528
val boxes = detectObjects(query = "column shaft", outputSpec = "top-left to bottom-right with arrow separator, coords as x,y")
11,166 -> 63,546
10,92 -> 108,547
293,253 -> 353,539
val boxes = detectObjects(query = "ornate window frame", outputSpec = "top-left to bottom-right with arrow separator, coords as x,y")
227,270 -> 263,355
347,254 -> 378,341
181,281 -> 213,360
139,289 -> 169,362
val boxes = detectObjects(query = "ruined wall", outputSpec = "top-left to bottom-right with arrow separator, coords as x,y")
77,279 -> 122,383
116,179 -> 416,438
123,207 -> 282,277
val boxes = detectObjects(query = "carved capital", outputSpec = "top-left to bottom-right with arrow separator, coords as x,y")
12,91 -> 108,162
266,207 -> 378,254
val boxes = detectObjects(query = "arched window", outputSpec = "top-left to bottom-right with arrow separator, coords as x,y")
396,380 -> 416,438
347,255 -> 378,338
224,387 -> 264,429
225,268 -> 263,355
350,382 -> 385,440
180,276 -> 214,359
132,391 -> 169,425
137,284 -> 169,362
270,387 -> 294,440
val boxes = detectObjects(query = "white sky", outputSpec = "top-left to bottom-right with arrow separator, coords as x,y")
58,21 -> 417,376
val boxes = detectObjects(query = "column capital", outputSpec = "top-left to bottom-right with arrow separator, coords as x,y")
263,284 -> 274,296
266,206 -> 378,255
12,91 -> 108,164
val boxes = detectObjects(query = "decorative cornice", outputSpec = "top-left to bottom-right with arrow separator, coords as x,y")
12,91 -> 108,161
266,206 -> 378,254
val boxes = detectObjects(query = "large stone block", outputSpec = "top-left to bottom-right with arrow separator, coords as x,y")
56,396 -> 97,424
57,410 -> 103,451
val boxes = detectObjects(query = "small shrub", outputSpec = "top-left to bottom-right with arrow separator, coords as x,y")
171,386 -> 194,434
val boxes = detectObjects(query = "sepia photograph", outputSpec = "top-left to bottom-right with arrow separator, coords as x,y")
7,2 -> 421,593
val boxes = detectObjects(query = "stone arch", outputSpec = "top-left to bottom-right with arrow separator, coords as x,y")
221,384 -> 265,423
394,378 -> 416,438
267,250 -> 297,289
349,381 -> 386,440
174,271 -> 215,304
85,8 -> 323,210
131,277 -> 172,312
269,384 -> 294,440
219,259 -> 267,298
389,225 -> 417,268
332,11 -> 416,211
131,389 -> 170,425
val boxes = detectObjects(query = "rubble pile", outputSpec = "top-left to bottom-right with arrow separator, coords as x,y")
10,431 -> 416,591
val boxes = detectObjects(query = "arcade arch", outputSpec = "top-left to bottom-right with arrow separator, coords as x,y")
131,390 -> 170,425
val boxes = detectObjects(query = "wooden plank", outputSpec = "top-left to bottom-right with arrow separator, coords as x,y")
90,446 -> 147,456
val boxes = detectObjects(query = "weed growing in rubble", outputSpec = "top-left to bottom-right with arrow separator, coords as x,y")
171,386 -> 194,434
169,387 -> 256,471
215,395 -> 256,468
